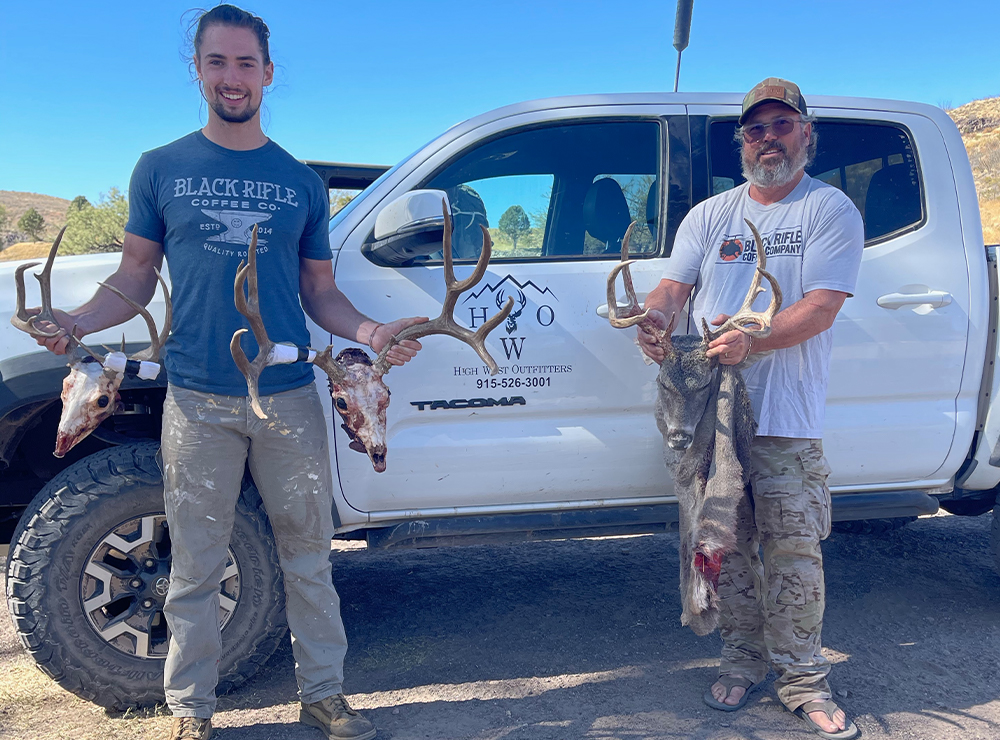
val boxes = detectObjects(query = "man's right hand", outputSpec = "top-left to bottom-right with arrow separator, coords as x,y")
23,307 -> 82,355
636,309 -> 670,364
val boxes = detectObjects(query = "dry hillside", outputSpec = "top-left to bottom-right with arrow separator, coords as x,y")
948,96 -> 1000,242
0,190 -> 70,245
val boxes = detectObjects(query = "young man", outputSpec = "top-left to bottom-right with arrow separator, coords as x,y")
34,6 -> 422,739
638,79 -> 864,740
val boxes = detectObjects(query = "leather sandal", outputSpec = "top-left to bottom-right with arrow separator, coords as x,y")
703,674 -> 761,711
793,699 -> 860,739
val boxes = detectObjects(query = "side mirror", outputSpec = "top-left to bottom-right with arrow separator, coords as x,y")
362,190 -> 451,266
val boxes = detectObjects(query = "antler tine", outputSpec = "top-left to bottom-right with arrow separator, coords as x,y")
605,223 -> 675,357
12,261 -> 42,331
96,269 -> 172,362
607,260 -> 646,328
10,226 -> 67,338
709,218 -> 783,340
230,226 -> 277,418
373,205 -> 514,376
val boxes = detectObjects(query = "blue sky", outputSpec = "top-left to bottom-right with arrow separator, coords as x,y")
2,1 -> 998,202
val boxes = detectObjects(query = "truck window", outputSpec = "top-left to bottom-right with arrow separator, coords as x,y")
709,119 -> 923,244
421,120 -> 661,262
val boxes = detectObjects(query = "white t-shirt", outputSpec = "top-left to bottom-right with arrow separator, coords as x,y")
663,174 -> 864,438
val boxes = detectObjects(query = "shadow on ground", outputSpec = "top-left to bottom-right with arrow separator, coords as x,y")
201,513 -> 999,739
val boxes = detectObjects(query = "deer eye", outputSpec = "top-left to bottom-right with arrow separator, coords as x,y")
97,395 -> 110,408
336,398 -> 348,411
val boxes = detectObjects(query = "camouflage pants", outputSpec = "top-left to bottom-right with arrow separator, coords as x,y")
716,436 -> 833,712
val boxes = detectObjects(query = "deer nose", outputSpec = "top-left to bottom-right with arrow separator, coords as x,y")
667,432 -> 693,451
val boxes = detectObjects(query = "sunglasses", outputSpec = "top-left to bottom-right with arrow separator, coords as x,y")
742,117 -> 802,143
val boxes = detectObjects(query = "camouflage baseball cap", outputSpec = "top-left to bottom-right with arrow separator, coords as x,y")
739,78 -> 807,124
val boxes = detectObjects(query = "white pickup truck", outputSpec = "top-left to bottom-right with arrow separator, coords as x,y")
3,92 -> 997,710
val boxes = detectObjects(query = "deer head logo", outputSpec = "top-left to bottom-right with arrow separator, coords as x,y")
497,288 -> 527,334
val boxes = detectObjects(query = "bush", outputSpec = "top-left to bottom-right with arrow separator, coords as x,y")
61,188 -> 129,255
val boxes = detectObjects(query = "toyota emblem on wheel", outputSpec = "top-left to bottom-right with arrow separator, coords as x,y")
154,577 -> 170,597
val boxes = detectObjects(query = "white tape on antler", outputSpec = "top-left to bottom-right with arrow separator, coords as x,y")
101,352 -> 160,380
102,352 -> 128,374
269,344 -> 316,365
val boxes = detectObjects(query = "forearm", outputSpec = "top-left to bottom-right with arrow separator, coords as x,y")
643,279 -> 694,321
301,284 -> 379,346
748,291 -> 845,352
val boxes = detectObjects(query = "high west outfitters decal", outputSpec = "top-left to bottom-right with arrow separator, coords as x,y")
716,226 -> 804,264
462,275 -> 558,361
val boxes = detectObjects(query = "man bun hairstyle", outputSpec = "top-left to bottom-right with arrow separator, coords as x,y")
193,4 -> 271,65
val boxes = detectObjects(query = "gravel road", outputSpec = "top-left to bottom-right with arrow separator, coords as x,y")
2,511 -> 999,739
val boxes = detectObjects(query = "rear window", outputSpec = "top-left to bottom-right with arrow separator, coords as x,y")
710,120 -> 923,244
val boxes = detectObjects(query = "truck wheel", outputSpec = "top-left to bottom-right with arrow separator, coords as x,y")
4,443 -> 287,710
831,517 -> 916,535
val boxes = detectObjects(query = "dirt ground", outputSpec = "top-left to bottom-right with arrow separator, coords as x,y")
2,511 -> 999,740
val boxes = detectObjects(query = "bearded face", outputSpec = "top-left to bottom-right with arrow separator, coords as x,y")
740,107 -> 812,189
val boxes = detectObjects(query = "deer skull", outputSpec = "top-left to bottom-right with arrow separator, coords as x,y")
11,228 -> 172,457
231,200 -> 513,472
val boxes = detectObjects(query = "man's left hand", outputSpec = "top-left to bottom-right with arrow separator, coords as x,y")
705,313 -> 751,366
371,317 -> 428,366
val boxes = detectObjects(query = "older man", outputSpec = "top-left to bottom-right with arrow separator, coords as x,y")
638,78 -> 863,739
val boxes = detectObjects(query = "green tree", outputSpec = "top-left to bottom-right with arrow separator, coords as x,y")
0,203 -> 8,232
69,195 -> 92,212
18,208 -> 45,241
330,189 -> 355,217
498,205 -> 531,250
62,188 -> 129,255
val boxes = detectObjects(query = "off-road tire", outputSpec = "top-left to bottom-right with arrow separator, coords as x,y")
831,517 -> 916,535
4,443 -> 287,710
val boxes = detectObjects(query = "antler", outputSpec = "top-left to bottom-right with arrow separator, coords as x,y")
97,270 -> 172,362
605,221 -> 676,356
11,226 -> 106,362
12,226 -> 68,339
371,198 -> 514,376
231,226 -> 338,418
703,218 -> 782,341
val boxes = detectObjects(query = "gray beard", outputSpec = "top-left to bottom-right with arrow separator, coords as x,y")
742,143 -> 807,189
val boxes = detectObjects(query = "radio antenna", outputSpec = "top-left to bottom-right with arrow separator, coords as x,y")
673,0 -> 694,93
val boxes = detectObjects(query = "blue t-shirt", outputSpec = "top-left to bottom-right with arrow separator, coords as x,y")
125,131 -> 331,396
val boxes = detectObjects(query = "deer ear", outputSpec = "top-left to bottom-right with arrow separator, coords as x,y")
700,318 -> 718,343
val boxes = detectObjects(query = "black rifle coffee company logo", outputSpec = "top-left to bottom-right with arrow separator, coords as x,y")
463,275 -> 557,361
719,237 -> 743,262
718,226 -> 804,265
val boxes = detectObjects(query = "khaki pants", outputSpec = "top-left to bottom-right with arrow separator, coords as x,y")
717,436 -> 834,712
160,384 -> 348,719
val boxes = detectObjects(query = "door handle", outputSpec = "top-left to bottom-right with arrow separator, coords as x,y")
597,293 -> 648,318
876,290 -> 952,309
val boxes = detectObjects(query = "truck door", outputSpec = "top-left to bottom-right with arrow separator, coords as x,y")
332,108 -> 688,515
693,104 -> 974,486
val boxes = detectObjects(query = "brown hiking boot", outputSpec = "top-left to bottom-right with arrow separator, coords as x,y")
300,694 -> 376,740
167,717 -> 213,740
